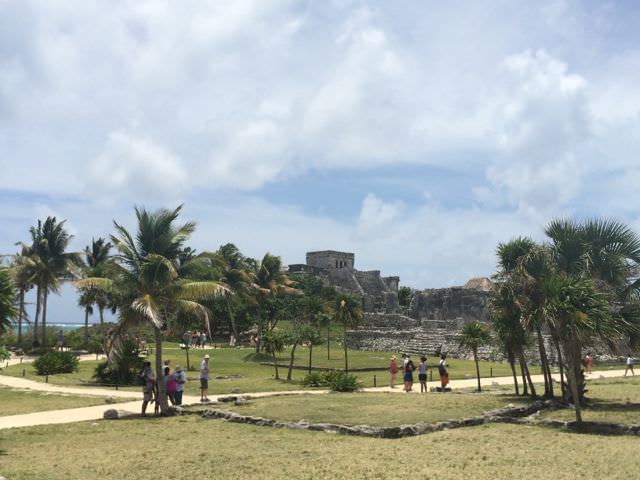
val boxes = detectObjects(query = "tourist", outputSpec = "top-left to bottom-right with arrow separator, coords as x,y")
173,365 -> 187,406
404,355 -> 415,392
418,356 -> 428,393
200,354 -> 210,402
625,354 -> 635,377
139,361 -> 155,417
193,331 -> 201,349
438,354 -> 449,390
389,356 -> 398,388
165,366 -> 177,406
200,331 -> 207,349
584,353 -> 593,374
229,333 -> 236,347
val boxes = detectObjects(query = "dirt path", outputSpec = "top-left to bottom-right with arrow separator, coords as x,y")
0,368 -> 630,430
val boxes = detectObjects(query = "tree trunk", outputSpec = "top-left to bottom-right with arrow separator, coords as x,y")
226,299 -> 238,340
273,351 -> 279,380
553,334 -> 565,388
99,306 -> 104,326
508,350 -> 519,395
33,284 -> 41,347
308,343 -> 313,374
287,341 -> 299,381
41,286 -> 49,351
17,288 -> 25,344
518,350 -> 536,397
535,324 -> 553,398
343,325 -> 348,374
563,340 -> 583,426
155,327 -> 168,415
519,355 -> 528,395
474,348 -> 481,392
84,306 -> 90,346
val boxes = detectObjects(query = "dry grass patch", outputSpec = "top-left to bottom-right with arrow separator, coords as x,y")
0,387 -> 126,416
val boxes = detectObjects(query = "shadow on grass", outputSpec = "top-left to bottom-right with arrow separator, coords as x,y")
583,399 -> 640,412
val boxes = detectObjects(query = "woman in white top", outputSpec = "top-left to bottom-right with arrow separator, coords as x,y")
625,355 -> 635,377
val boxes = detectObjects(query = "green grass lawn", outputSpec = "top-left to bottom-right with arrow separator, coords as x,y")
221,391 -> 523,426
1,342 -> 544,395
541,376 -> 640,424
2,416 -> 639,480
0,387 -> 128,416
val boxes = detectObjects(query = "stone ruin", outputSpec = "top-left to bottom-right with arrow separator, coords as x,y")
289,251 -> 631,362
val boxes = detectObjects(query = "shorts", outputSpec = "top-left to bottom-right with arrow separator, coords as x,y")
200,378 -> 209,389
403,373 -> 413,382
418,373 -> 427,381
143,390 -> 153,402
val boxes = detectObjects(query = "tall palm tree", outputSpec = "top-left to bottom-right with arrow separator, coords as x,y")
252,253 -> 298,352
8,247 -> 36,344
0,268 -> 17,336
28,217 -> 80,349
83,238 -> 113,326
79,205 -> 228,414
334,293 -> 363,373
460,321 -> 491,392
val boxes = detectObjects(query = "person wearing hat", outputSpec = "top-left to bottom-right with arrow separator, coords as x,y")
200,354 -> 210,402
173,365 -> 187,406
389,356 -> 399,388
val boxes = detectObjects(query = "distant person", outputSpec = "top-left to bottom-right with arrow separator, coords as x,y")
173,365 -> 187,406
229,334 -> 236,347
389,356 -> 398,388
438,354 -> 449,390
625,354 -> 635,377
200,354 -> 210,402
165,366 -> 177,406
584,353 -> 593,374
56,330 -> 65,351
418,356 -> 428,393
404,355 -> 415,392
139,361 -> 156,417
200,331 -> 207,349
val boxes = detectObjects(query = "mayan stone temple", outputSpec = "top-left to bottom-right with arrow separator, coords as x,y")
289,250 -> 497,359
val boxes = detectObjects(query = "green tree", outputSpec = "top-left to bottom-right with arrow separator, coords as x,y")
263,329 -> 287,380
334,293 -> 363,373
398,286 -> 413,308
0,268 -> 17,336
8,247 -> 36,344
460,321 -> 491,392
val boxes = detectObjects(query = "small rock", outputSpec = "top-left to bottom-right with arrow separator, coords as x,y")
105,396 -> 116,404
234,398 -> 250,406
230,388 -> 241,394
103,409 -> 119,420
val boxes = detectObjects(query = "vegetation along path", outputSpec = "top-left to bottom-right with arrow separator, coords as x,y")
1,369 -> 630,430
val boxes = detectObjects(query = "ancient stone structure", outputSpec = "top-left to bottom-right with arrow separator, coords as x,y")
289,251 -> 399,313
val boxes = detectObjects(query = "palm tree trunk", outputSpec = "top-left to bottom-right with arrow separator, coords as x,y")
553,334 -> 565,387
518,349 -> 536,396
84,306 -> 90,345
18,288 -> 25,344
308,343 -> 313,374
273,351 -> 279,380
535,324 -> 553,397
226,299 -> 238,340
286,341 -> 299,381
508,350 -> 519,395
99,306 -> 104,326
33,283 -> 41,347
343,325 -> 348,374
41,285 -> 49,351
563,340 -> 583,426
155,327 -> 168,415
474,348 -> 481,392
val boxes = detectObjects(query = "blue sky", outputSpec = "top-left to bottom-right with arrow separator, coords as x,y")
2,0 -> 640,324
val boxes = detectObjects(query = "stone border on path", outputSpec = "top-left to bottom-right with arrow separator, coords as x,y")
187,400 -> 553,439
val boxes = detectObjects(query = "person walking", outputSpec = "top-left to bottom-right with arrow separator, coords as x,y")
173,365 -> 187,406
200,331 -> 207,349
165,366 -> 177,406
418,356 -> 428,393
139,361 -> 156,417
625,354 -> 635,377
438,354 -> 449,390
200,354 -> 210,402
584,353 -> 593,374
389,356 -> 399,388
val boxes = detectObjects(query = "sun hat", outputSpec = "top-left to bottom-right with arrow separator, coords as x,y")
175,365 -> 182,372
204,354 -> 210,359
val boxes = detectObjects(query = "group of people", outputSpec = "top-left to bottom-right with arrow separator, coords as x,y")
139,360 -> 188,416
182,330 -> 208,349
139,353 -> 212,416
389,353 -> 450,393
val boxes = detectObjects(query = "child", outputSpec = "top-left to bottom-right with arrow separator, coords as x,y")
418,356 -> 428,393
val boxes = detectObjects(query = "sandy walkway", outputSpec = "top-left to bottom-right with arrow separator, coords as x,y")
0,368 -> 631,430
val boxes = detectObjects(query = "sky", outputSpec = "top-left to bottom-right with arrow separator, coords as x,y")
2,0 -> 640,324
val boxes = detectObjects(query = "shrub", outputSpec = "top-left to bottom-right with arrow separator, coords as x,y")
327,371 -> 361,392
33,350 -> 79,375
93,338 -> 145,386
301,372 -> 324,387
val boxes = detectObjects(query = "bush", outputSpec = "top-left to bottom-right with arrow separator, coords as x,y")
327,371 -> 361,392
92,338 -> 145,386
6,326 -> 60,353
301,372 -> 324,387
33,350 -> 79,375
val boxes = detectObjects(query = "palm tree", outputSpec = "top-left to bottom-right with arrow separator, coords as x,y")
28,217 -> 80,349
460,321 -> 491,392
8,247 -> 36,344
84,238 -> 113,326
0,268 -> 17,336
334,293 -> 363,373
79,205 -> 228,414
252,253 -> 299,352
